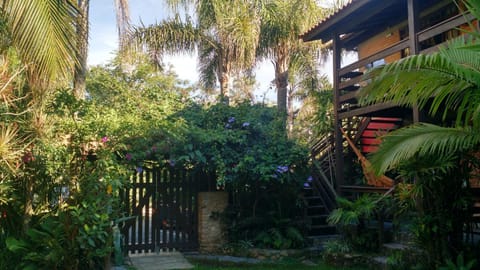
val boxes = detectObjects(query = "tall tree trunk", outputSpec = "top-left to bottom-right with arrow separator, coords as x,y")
73,0 -> 89,99
219,72 -> 230,104
274,60 -> 288,113
114,0 -> 130,52
218,54 -> 231,104
23,176 -> 34,233
287,85 -> 294,134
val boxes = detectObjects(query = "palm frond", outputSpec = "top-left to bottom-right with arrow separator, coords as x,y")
463,0 -> 480,22
370,123 -> 480,174
1,0 -> 78,85
132,15 -> 199,56
0,123 -> 24,173
197,41 -> 218,91
212,0 -> 259,72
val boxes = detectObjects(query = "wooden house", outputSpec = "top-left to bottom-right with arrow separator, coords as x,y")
300,0 -> 478,236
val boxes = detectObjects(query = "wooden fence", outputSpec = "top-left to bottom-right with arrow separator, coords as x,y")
120,163 -> 215,253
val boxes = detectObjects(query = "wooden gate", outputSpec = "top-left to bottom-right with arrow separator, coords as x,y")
121,163 -> 214,253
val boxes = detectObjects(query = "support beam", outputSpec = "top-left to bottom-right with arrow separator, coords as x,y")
332,34 -> 344,193
408,0 -> 421,123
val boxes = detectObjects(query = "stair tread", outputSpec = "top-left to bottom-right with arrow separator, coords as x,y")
308,205 -> 326,208
305,196 -> 324,199
307,234 -> 340,239
307,214 -> 329,218
339,85 -> 360,92
311,225 -> 335,229
340,71 -> 363,79
383,243 -> 409,250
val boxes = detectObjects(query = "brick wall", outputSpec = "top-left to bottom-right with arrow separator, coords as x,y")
197,191 -> 228,253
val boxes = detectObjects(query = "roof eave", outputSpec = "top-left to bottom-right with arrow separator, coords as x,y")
301,0 -> 372,42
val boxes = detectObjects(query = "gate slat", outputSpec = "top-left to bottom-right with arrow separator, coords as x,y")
153,167 -> 160,253
174,168 -> 180,249
131,171 -> 137,253
144,169 -> 151,253
187,170 -> 194,248
168,167 -> 174,251
161,167 -> 168,252
138,169 -> 145,253
122,163 -> 201,253
177,169 -> 184,246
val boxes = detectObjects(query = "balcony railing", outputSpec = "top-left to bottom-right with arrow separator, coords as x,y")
334,12 -> 474,119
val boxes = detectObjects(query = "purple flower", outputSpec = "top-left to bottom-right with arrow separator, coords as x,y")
228,116 -> 235,123
136,166 -> 143,173
307,176 -> 313,182
125,153 -> 132,161
304,182 -> 310,188
101,136 -> 109,143
168,159 -> 176,167
276,165 -> 289,174
225,123 -> 232,129
242,122 -> 250,127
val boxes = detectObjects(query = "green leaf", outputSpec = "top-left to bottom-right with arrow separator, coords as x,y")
87,238 -> 95,247
5,237 -> 28,252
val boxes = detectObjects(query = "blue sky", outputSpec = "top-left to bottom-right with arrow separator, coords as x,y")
88,1 -> 335,102
88,1 -> 280,101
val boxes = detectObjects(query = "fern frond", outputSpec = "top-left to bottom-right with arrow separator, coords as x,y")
370,124 -> 480,174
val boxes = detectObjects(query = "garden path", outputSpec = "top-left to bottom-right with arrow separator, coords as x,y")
127,252 -> 194,270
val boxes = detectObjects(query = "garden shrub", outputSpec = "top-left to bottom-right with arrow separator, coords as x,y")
172,103 -> 311,249
327,194 -> 391,252
0,56 -> 189,268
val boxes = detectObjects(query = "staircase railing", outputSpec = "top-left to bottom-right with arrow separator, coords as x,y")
310,134 -> 337,213
309,117 -> 369,213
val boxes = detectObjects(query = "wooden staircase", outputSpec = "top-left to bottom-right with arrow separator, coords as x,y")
304,117 -> 403,239
305,116 -> 480,243
359,117 -> 402,153
305,134 -> 337,239
471,186 -> 480,224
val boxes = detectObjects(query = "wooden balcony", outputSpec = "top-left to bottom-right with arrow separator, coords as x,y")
334,12 -> 475,120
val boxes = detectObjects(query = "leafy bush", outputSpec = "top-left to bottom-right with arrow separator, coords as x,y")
169,103 -> 310,249
439,254 -> 477,270
327,195 -> 392,252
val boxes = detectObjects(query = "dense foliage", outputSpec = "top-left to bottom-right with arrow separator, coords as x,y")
354,0 -> 480,268
0,49 -> 316,268
174,102 -> 310,249
0,0 -> 333,268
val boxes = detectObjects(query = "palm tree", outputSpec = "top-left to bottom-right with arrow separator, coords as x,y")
0,0 -> 81,233
0,0 -> 79,88
74,0 -> 130,99
132,0 -> 260,103
257,0 -> 327,112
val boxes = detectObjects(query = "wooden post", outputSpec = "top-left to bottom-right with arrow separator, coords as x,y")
333,33 -> 344,193
408,0 -> 421,123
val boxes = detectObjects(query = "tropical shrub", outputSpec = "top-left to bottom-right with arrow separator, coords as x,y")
0,54 -> 189,268
170,102 -> 310,249
358,0 -> 480,267
327,194 -> 392,252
